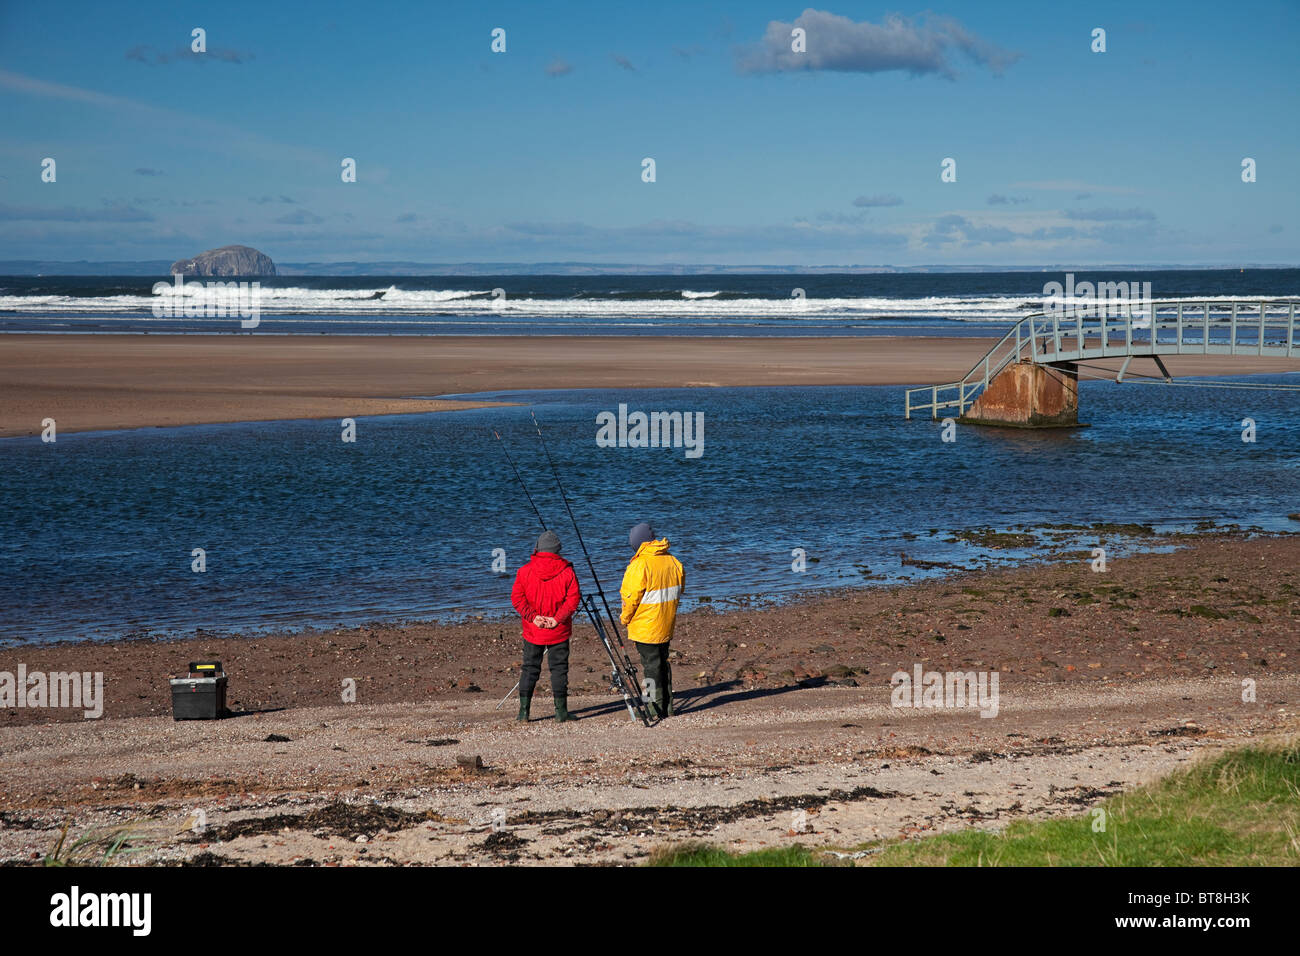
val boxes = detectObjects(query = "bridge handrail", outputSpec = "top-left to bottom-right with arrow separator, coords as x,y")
904,299 -> 1300,419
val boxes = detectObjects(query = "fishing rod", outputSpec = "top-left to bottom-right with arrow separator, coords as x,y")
579,593 -> 648,725
528,411 -> 622,637
495,680 -> 520,710
492,429 -> 547,531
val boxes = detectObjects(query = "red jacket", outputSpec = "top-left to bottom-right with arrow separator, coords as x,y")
511,551 -> 581,645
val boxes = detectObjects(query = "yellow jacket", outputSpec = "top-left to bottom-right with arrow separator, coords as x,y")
619,539 -> 684,644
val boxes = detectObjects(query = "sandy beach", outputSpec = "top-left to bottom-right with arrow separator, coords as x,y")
3,334 -> 1297,437
1,532 -> 1295,864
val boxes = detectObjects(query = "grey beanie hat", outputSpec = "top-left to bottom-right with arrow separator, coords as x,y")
536,530 -> 561,554
628,522 -> 655,550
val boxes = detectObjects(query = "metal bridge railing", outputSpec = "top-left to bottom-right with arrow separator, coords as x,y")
904,299 -> 1299,420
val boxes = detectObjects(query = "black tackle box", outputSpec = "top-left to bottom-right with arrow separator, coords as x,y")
169,661 -> 227,720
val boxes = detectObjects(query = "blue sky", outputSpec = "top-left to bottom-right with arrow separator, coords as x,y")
1,0 -> 1296,266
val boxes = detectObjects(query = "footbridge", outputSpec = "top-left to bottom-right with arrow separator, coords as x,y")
904,300 -> 1300,426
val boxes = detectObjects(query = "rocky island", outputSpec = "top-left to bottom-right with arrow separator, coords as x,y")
170,244 -> 276,277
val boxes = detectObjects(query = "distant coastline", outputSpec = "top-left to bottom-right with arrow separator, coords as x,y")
3,262 -> 1297,277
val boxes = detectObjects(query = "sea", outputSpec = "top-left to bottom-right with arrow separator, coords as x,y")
2,268 -> 1298,337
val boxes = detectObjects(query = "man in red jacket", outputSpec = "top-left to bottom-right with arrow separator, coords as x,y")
510,530 -> 581,722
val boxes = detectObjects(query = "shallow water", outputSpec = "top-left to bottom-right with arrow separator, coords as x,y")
0,378 -> 1296,645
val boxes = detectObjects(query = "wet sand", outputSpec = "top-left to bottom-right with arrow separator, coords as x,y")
3,334 -> 1296,437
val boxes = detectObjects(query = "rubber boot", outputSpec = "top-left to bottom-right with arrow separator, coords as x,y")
516,693 -> 531,722
554,696 -> 573,723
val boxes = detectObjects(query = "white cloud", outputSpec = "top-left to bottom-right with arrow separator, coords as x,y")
737,10 -> 1019,78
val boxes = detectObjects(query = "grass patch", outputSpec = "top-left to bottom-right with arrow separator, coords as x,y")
868,738 -> 1300,866
644,739 -> 1300,867
645,841 -> 824,867
44,820 -> 143,867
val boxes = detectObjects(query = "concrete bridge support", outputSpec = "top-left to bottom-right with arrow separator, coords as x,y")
960,361 -> 1080,428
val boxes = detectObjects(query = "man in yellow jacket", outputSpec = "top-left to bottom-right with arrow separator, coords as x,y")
620,522 -> 684,719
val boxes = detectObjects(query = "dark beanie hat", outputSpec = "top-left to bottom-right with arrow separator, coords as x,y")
536,530 -> 561,554
628,522 -> 654,550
